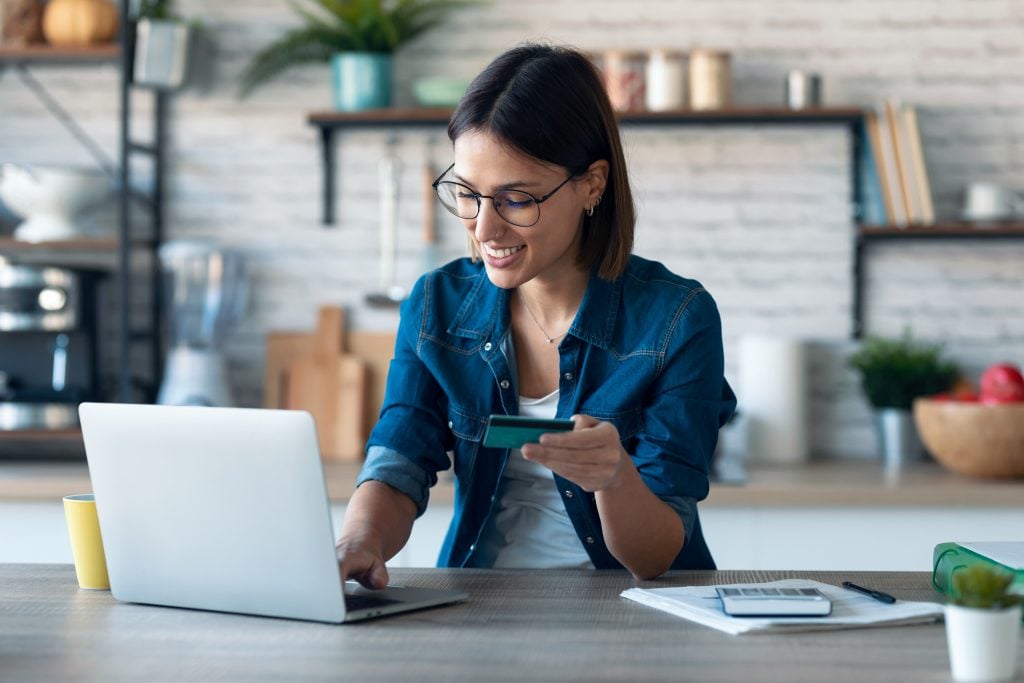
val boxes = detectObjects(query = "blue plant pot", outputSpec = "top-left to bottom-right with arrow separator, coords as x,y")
331,52 -> 392,111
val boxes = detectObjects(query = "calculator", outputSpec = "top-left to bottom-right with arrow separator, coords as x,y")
716,585 -> 833,617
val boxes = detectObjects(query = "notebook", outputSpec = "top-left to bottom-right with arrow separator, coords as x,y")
79,403 -> 467,623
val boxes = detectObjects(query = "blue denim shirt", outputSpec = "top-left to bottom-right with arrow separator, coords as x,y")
357,255 -> 736,570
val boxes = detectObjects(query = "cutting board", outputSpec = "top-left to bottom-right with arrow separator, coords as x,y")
279,307 -> 369,461
264,315 -> 396,461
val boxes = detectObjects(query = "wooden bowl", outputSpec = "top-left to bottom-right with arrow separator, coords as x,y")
913,398 -> 1024,478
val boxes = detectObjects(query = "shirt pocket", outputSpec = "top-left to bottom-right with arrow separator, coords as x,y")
447,405 -> 486,479
577,406 -> 644,449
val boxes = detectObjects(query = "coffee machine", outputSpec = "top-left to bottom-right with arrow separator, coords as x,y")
0,259 -> 99,431
157,240 -> 247,407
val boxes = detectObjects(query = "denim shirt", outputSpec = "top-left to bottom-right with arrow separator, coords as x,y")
357,255 -> 737,570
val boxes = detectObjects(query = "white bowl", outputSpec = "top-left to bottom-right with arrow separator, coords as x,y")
0,164 -> 111,242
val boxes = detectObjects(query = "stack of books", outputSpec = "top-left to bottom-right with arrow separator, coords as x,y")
861,100 -> 935,227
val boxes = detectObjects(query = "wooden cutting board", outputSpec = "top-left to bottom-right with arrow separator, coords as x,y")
279,307 -> 369,461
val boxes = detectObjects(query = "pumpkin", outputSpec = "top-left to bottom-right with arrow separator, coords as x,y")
42,0 -> 119,46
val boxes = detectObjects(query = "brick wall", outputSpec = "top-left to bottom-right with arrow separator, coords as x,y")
2,0 -> 1022,458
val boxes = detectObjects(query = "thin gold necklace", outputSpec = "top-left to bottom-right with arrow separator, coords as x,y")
519,294 -> 570,344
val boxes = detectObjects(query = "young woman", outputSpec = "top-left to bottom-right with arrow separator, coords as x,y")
336,44 -> 736,587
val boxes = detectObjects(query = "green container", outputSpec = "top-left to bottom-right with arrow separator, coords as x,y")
331,52 -> 392,111
933,542 -> 1024,623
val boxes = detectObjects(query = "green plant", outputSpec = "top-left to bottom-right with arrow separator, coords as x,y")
951,564 -> 1023,610
138,0 -> 179,20
239,0 -> 476,97
848,331 -> 958,410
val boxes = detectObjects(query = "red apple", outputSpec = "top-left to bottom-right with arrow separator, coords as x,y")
979,363 -> 1024,403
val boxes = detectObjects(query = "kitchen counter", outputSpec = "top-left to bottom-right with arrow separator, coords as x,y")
0,457 -> 1019,507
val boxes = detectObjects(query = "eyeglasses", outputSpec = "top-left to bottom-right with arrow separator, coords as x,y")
432,163 -> 576,228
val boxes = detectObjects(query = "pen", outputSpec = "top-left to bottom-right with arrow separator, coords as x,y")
842,581 -> 896,604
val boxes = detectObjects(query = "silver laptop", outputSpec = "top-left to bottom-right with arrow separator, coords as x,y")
79,402 -> 467,623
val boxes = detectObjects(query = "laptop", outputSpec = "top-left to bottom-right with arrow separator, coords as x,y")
78,402 -> 467,623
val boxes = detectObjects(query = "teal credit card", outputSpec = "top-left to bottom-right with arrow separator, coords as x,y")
482,415 -> 575,449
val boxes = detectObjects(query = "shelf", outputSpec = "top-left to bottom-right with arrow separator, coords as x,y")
0,428 -> 82,443
307,106 -> 866,225
858,222 -> 1024,239
0,44 -> 120,64
0,237 -> 118,252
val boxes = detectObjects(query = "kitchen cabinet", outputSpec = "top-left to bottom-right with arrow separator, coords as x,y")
0,9 -> 169,444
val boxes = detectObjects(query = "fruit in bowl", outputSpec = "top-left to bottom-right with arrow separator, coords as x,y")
914,362 -> 1024,478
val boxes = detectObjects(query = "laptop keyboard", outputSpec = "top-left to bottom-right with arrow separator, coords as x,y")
345,593 -> 402,611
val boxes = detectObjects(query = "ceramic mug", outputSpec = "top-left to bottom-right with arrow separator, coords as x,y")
962,182 -> 1023,221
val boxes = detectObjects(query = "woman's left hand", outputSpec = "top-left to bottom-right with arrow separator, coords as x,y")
520,414 -> 630,492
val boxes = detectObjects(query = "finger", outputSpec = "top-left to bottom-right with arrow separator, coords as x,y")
572,413 -> 600,429
367,560 -> 390,590
539,424 -> 616,449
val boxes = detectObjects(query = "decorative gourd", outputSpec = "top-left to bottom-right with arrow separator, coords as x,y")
42,0 -> 119,47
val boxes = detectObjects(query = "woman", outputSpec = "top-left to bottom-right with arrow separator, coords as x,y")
337,44 -> 736,587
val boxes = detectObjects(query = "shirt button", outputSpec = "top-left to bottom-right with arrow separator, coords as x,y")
469,544 -> 476,552
563,372 -> 574,381
448,420 -> 454,429
585,536 -> 595,544
484,342 -> 492,351
564,490 -> 574,498
499,379 -> 510,389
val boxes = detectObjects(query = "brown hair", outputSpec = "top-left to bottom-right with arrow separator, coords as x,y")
448,44 -> 635,280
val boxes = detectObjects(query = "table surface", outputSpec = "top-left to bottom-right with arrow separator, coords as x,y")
3,565 -> 1020,683
1,458 -> 1021,507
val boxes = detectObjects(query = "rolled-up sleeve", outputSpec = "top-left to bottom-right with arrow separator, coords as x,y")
632,290 -> 736,538
358,275 -> 453,518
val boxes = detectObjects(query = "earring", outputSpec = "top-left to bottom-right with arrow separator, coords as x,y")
586,205 -> 595,217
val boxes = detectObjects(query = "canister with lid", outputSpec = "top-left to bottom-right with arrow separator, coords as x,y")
688,48 -> 731,111
645,49 -> 686,111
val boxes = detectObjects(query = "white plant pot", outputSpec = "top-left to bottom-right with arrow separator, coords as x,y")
945,603 -> 1022,682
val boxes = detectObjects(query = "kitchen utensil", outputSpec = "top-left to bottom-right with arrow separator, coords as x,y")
157,240 -> 247,407
366,150 -> 406,307
283,307 -> 369,461
265,329 -> 394,440
785,70 -> 822,110
689,48 -> 731,111
421,155 -> 439,274
0,164 -> 111,242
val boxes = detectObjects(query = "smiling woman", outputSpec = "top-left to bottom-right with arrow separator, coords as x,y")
335,44 -> 736,588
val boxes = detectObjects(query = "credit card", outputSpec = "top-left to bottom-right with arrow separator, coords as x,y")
482,415 -> 575,449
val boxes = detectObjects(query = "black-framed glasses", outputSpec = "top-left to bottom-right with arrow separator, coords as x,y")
432,163 -> 576,228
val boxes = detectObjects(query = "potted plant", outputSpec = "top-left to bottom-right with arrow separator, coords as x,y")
945,564 -> 1022,682
133,0 -> 191,90
239,0 -> 475,111
848,331 -> 957,467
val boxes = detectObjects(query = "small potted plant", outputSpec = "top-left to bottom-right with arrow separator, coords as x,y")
945,564 -> 1022,682
132,0 -> 191,90
848,331 -> 958,467
239,0 -> 475,111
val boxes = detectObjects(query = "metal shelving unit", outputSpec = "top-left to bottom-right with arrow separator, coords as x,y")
0,9 -> 169,443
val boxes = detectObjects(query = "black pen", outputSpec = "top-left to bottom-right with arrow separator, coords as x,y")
842,581 -> 896,604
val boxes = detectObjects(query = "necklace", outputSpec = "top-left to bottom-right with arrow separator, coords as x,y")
519,295 -> 570,344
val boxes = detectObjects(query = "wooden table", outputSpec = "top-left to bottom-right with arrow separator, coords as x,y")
4,565 -> 1018,682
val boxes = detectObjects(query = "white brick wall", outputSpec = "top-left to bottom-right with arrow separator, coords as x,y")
2,0 -> 1022,458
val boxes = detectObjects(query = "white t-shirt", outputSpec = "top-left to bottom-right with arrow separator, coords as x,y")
472,389 -> 595,569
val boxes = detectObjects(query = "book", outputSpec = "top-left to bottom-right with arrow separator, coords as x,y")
933,542 -> 1024,601
902,104 -> 935,225
858,117 -> 889,226
621,579 -> 944,635
868,104 -> 907,227
885,99 -> 920,224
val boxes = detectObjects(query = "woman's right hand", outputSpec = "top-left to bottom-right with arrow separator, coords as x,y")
336,540 -> 389,590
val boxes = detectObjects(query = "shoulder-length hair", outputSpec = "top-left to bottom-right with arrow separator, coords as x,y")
447,43 -> 635,280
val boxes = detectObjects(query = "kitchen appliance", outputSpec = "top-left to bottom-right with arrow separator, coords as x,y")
0,260 -> 99,430
157,240 -> 247,407
0,164 -> 111,242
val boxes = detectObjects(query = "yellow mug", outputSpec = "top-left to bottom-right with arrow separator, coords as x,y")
63,494 -> 110,590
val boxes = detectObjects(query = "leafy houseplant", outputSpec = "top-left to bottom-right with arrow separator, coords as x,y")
240,0 -> 475,110
848,332 -> 958,466
133,0 -> 192,89
945,564 -> 1022,682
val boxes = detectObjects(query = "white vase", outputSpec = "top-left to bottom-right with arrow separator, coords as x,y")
945,603 -> 1022,682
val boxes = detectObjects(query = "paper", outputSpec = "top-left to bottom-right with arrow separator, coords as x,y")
958,542 -> 1024,571
621,579 -> 944,636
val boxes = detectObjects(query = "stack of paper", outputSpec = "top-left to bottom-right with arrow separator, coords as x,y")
621,579 -> 944,635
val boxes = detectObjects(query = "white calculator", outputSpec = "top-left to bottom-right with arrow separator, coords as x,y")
716,585 -> 833,617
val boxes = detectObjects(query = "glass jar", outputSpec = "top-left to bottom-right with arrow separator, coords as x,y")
645,49 -> 686,111
603,50 -> 646,112
689,48 -> 731,111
